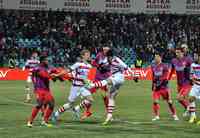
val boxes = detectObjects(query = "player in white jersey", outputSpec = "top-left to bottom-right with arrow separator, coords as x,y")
85,49 -> 132,125
51,50 -> 94,123
187,52 -> 200,124
23,52 -> 40,103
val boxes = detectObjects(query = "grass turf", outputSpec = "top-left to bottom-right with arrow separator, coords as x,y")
0,80 -> 200,138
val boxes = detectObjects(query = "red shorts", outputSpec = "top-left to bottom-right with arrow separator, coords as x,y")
152,88 -> 170,101
177,84 -> 192,97
90,86 -> 108,94
35,90 -> 54,103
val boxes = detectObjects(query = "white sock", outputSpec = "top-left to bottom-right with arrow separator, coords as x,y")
189,102 -> 196,116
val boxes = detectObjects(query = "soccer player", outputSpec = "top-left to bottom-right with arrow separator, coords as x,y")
151,52 -> 178,121
85,49 -> 130,125
168,48 -> 192,116
84,47 -> 110,117
187,52 -> 200,124
51,50 -> 94,123
27,56 -> 54,127
23,52 -> 40,103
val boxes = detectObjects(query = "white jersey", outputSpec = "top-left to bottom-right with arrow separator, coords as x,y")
110,56 -> 128,74
190,63 -> 200,85
70,61 -> 92,86
24,58 -> 40,75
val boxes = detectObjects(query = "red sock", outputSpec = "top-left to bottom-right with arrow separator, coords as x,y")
29,107 -> 40,122
168,103 -> 176,115
44,108 -> 53,123
94,81 -> 104,88
153,103 -> 160,116
179,100 -> 189,109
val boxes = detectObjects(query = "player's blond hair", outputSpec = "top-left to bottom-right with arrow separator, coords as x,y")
80,49 -> 90,57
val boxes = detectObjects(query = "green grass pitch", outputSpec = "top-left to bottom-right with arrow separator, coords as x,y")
0,80 -> 200,138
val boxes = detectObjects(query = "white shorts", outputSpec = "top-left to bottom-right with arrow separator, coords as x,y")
68,85 -> 91,102
109,72 -> 124,93
109,72 -> 124,86
189,84 -> 200,100
27,76 -> 32,83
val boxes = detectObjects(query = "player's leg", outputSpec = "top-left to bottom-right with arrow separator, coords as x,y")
103,85 -> 119,125
188,85 -> 199,123
52,86 -> 79,122
177,85 -> 190,112
24,76 -> 32,103
152,91 -> 160,121
162,89 -> 178,120
27,92 -> 44,127
103,73 -> 125,124
74,87 -> 94,120
41,93 -> 55,127
100,86 -> 109,109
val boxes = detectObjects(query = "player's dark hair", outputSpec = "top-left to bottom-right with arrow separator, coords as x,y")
154,51 -> 163,57
106,49 -> 114,57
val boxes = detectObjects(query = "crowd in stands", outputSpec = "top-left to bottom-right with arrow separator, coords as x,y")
0,9 -> 200,68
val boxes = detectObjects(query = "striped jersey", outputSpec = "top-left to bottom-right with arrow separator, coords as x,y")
70,61 -> 92,86
24,58 -> 40,75
110,56 -> 128,74
190,63 -> 200,85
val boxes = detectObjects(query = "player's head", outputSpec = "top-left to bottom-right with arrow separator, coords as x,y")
175,48 -> 184,59
195,52 -> 200,64
154,52 -> 162,64
31,52 -> 38,59
40,55 -> 49,66
80,49 -> 90,62
181,44 -> 188,54
106,49 -> 114,63
102,46 -> 110,55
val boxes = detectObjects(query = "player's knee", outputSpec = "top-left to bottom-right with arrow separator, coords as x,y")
189,96 -> 196,102
36,101 -> 43,109
47,101 -> 55,109
107,79 -> 113,85
167,100 -> 173,104
153,101 -> 159,105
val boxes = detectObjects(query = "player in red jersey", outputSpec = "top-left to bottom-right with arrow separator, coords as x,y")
168,48 -> 192,116
151,52 -> 178,121
79,47 -> 111,120
27,56 -> 55,127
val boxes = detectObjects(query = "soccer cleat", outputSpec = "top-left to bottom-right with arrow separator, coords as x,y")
172,115 -> 179,121
189,115 -> 197,123
152,116 -> 160,121
102,118 -> 114,125
41,121 -> 53,127
27,121 -> 33,128
102,115 -> 114,125
80,111 -> 92,121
